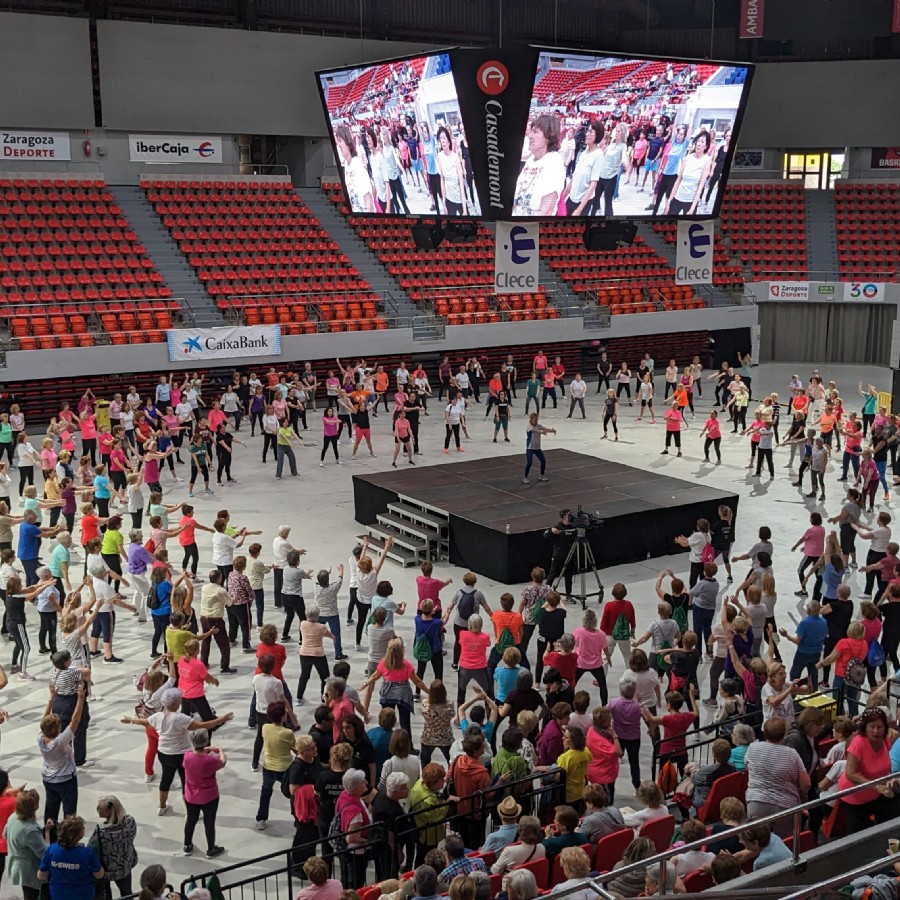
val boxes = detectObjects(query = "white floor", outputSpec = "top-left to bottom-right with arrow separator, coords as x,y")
1,360 -> 892,893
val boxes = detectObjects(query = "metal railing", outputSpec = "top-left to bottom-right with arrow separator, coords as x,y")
582,770 -> 900,900
178,768 -> 566,899
140,164 -> 291,177
747,268 -> 898,283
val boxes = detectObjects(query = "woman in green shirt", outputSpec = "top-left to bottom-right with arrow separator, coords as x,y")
100,514 -> 128,591
0,413 -> 12,465
525,373 -> 541,416
409,762 -> 448,865
276,419 -> 300,478
188,432 -> 212,497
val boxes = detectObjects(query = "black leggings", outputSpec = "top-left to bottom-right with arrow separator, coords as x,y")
616,383 -> 631,401
262,433 -> 277,462
338,415 -> 353,439
158,750 -> 186,793
704,437 -> 721,461
182,543 -> 199,575
355,601 -> 371,646
603,413 -> 618,435
651,173 -> 678,215
189,463 -> 209,488
18,465 -> 34,494
39,610 -> 58,653
444,423 -> 461,450
389,177 -> 410,214
216,452 -> 232,483
250,410 -> 264,434
575,666 -> 608,704
282,594 -> 306,641
416,653 -> 444,683
185,796 -> 219,850
427,171 -> 443,212
321,435 -> 339,461
665,432 -> 682,450
297,655 -> 330,700
82,438 -> 97,466
151,614 -> 170,656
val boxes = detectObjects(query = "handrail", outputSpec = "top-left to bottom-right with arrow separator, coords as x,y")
781,851 -> 900,899
748,269 -> 898,282
587,770 -> 900,893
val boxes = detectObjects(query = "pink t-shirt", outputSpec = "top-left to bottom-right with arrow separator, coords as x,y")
665,408 -> 681,432
323,417 -> 339,437
99,433 -> 114,456
416,576 -> 445,605
534,354 -> 547,371
395,418 -> 411,439
295,879 -> 344,900
329,696 -> 354,742
41,448 -> 58,470
748,421 -> 763,443
144,457 -> 160,483
184,750 -> 224,805
208,409 -> 226,432
862,618 -> 882,644
838,734 -> 891,804
459,630 -> 491,669
573,626 -> 608,669
377,658 -> 415,683
110,448 -> 128,473
704,417 -> 721,440
178,657 -> 209,700
802,525 -> 826,557
80,416 -> 97,439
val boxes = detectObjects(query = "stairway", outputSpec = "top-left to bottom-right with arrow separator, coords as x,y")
805,190 -> 839,276
296,188 -> 420,324
638,222 -> 738,307
110,186 -> 222,328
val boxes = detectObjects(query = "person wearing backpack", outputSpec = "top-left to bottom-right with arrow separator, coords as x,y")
654,570 -> 691,635
600,582 -> 635,667
859,599 -> 888,687
816,620 -> 870,716
488,593 -> 523,677
632,602 -> 681,675
442,572 -> 492,672
413,599 -> 444,693
675,518 -> 713,588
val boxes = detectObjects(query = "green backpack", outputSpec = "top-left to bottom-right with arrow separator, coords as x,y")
413,634 -> 433,662
495,626 -> 516,655
612,612 -> 631,641
672,604 -> 688,633
657,641 -> 673,671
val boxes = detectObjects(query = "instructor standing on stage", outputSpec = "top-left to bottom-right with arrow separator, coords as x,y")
545,509 -> 576,603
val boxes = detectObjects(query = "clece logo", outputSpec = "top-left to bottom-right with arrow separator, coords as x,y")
507,225 -> 535,264
477,61 -> 509,95
182,337 -> 203,354
687,223 -> 711,259
195,141 -> 216,158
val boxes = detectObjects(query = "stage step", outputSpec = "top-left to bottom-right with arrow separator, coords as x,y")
376,512 -> 442,559
358,533 -> 422,568
386,501 -> 450,558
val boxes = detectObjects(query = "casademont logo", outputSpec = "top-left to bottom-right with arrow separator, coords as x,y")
477,61 -> 509,95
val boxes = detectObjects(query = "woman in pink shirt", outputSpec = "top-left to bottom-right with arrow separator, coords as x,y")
79,409 -> 98,465
360,637 -> 429,736
297,607 -> 334,704
700,409 -> 722,464
392,409 -> 414,468
574,607 -> 610,703
416,560 -> 452,614
207,401 -> 226,434
295,856 -> 343,900
741,412 -> 765,470
662,400 -> 683,457
320,407 -> 342,467
842,415 -> 863,480
791,512 -> 825,596
178,638 -> 220,722
455,615 -> 492,708
182,728 -> 227,857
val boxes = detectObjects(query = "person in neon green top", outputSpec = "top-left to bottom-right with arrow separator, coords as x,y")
276,420 -> 303,478
100,514 -> 129,591
0,413 -> 12,465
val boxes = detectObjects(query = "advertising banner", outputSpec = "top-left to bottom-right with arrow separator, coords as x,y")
739,0 -> 765,38
768,281 -> 809,301
1,130 -> 71,160
893,0 -> 900,34
675,220 -> 714,285
130,134 -> 223,164
166,326 -> 281,362
871,148 -> 900,170
843,282 -> 885,302
494,222 -> 540,293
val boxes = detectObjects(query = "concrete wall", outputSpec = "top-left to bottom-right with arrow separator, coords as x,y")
1,305 -> 757,382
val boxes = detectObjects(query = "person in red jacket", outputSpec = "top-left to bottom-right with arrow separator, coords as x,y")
551,356 -> 567,398
600,582 -> 636,666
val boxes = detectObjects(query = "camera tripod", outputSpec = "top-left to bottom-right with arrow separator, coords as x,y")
551,536 -> 605,610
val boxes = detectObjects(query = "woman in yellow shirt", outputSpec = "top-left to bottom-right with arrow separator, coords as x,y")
557,726 -> 592,810
100,514 -> 128,591
256,700 -> 296,829
275,420 -> 302,479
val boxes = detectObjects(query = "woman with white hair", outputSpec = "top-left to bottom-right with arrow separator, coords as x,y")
297,605 -> 334,704
89,795 -> 139,896
456,614 -> 492,708
272,525 -> 298,611
121,687 -> 233,817
182,728 -> 226,859
372,770 -> 411,879
507,867 -> 539,900
126,528 -> 155,622
87,560 -> 136,665
335,767 -> 372,888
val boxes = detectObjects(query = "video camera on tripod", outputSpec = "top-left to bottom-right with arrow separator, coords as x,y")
561,504 -> 605,539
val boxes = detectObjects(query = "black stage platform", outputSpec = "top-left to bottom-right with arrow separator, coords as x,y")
353,449 -> 739,584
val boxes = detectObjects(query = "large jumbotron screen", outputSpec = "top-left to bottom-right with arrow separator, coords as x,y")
511,50 -> 753,221
317,52 -> 482,218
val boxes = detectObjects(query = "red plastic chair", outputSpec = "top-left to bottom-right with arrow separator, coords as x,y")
639,815 -> 675,854
697,771 -> 747,823
514,857 -> 548,891
683,869 -> 715,892
593,829 -> 633,872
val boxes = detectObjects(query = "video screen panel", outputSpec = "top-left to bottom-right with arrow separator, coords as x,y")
512,50 -> 753,220
318,52 -> 481,218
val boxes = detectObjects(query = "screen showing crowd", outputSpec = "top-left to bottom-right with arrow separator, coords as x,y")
512,51 -> 752,220
319,53 -> 481,218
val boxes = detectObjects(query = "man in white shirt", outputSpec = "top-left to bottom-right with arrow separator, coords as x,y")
272,525 -> 305,610
567,373 -> 588,420
395,362 -> 410,391
211,519 -> 246,581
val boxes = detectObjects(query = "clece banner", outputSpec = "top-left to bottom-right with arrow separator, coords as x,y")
2,130 -> 71,160
675,220 -> 714,285
768,281 -> 809,301
130,134 -> 223,164
495,222 -> 540,294
739,0 -> 765,38
844,282 -> 885,302
167,325 -> 282,362
449,48 -> 538,220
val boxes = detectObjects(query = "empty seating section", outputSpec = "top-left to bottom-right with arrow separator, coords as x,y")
325,184 -> 558,325
0,176 -> 173,348
717,182 -> 808,279
143,179 -> 385,333
834,182 -> 899,280
540,222 -> 707,313
652,221 -> 744,288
